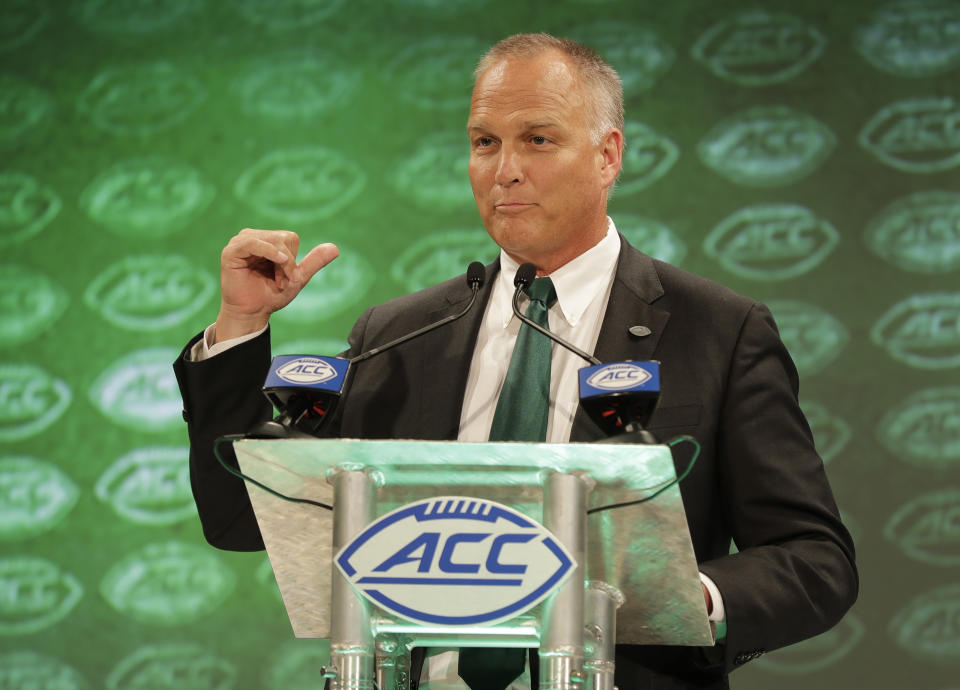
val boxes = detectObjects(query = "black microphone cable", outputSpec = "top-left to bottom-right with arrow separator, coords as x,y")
213,434 -> 333,510
511,262 -> 601,366
212,433 -> 698,515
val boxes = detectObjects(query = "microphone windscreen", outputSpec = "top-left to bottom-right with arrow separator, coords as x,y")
515,262 -> 536,288
467,261 -> 485,288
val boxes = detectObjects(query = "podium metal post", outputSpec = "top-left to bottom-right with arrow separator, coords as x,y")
540,471 -> 589,689
583,584 -> 623,690
330,469 -> 377,690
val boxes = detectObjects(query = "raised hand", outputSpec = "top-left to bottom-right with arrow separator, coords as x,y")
214,228 -> 339,343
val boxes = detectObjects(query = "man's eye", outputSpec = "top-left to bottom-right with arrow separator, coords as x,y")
476,137 -> 494,147
531,136 -> 548,145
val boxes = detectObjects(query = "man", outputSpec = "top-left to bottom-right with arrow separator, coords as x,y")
175,33 -> 857,689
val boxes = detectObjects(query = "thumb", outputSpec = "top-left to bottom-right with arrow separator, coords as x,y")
297,243 -> 340,284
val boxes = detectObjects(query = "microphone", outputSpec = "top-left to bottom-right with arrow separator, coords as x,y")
511,262 -> 600,366
579,360 -> 660,443
512,262 -> 661,443
251,262 -> 486,438
253,354 -> 351,438
351,261 -> 485,364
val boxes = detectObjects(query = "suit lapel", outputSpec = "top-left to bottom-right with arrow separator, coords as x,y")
571,238 -> 671,441
415,260 -> 499,440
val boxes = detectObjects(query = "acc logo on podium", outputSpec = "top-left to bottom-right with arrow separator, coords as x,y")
335,497 -> 574,625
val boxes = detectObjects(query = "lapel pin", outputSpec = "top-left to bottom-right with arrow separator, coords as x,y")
628,325 -> 652,337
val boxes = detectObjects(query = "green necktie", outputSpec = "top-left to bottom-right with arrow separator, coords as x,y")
489,276 -> 557,442
458,278 -> 556,690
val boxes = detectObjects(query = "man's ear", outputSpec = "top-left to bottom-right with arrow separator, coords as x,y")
598,128 -> 624,188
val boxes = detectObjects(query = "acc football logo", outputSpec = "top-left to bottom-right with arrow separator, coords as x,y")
800,401 -> 851,465
391,229 -> 493,292
0,650 -> 86,689
393,132 -> 474,211
235,147 -> 365,222
0,557 -> 83,634
0,1 -> 49,53
0,75 -> 54,148
85,255 -> 215,331
0,456 -> 78,541
89,347 -> 182,430
266,641 -> 332,690
336,497 -> 575,625
106,643 -> 236,690
878,387 -> 960,469
705,204 -> 839,280
80,157 -> 215,237
586,363 -> 652,391
276,337 -> 350,358
860,97 -> 960,173
387,36 -> 486,111
0,265 -> 68,347
885,488 -> 960,566
889,584 -> 960,662
618,216 -> 686,265
756,614 -> 863,673
234,54 -> 357,121
871,292 -> 960,368
276,357 -> 338,384
855,0 -> 960,77
101,541 -> 236,625
96,447 -> 193,525
571,22 -> 674,95
618,122 -> 679,195
0,172 -> 61,248
0,363 -> 72,442
865,190 -> 960,274
768,301 -> 848,376
692,10 -> 826,86
274,248 -> 372,323
232,0 -> 346,30
698,106 -> 835,187
72,0 -> 197,35
77,62 -> 206,137
256,556 -> 283,601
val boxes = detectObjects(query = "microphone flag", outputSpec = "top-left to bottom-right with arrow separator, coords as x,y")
578,360 -> 661,437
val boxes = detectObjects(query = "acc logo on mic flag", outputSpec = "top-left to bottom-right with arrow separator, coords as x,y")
585,362 -> 653,391
267,355 -> 349,390
335,497 -> 574,626
276,357 -> 338,384
579,361 -> 660,399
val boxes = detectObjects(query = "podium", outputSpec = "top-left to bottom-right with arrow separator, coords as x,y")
234,438 -> 712,689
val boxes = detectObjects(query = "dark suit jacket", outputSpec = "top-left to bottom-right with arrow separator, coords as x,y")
175,237 -> 858,690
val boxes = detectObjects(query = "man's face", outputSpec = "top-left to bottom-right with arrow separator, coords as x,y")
467,51 -> 622,274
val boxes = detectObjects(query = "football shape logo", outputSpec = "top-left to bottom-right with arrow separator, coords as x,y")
336,497 -> 575,626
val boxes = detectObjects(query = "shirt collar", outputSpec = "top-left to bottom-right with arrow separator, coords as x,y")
495,217 -> 620,328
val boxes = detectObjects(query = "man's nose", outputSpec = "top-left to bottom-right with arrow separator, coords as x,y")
494,148 -> 524,185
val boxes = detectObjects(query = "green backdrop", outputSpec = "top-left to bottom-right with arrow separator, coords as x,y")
2,0 -> 959,687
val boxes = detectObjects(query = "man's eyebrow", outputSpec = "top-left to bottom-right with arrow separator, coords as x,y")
467,120 -> 560,133
524,121 -> 559,130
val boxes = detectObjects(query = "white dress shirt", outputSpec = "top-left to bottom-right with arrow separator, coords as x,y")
458,219 -> 620,444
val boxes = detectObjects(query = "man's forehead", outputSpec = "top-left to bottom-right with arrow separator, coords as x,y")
473,51 -> 578,92
468,53 -> 586,126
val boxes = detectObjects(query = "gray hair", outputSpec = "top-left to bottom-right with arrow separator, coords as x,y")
474,33 -> 624,145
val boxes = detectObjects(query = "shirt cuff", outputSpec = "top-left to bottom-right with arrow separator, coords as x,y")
699,571 -> 725,622
188,323 -> 268,361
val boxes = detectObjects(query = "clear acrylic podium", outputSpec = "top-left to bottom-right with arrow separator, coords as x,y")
234,438 -> 712,689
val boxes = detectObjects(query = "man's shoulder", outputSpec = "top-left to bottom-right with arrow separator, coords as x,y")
617,241 -> 758,316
